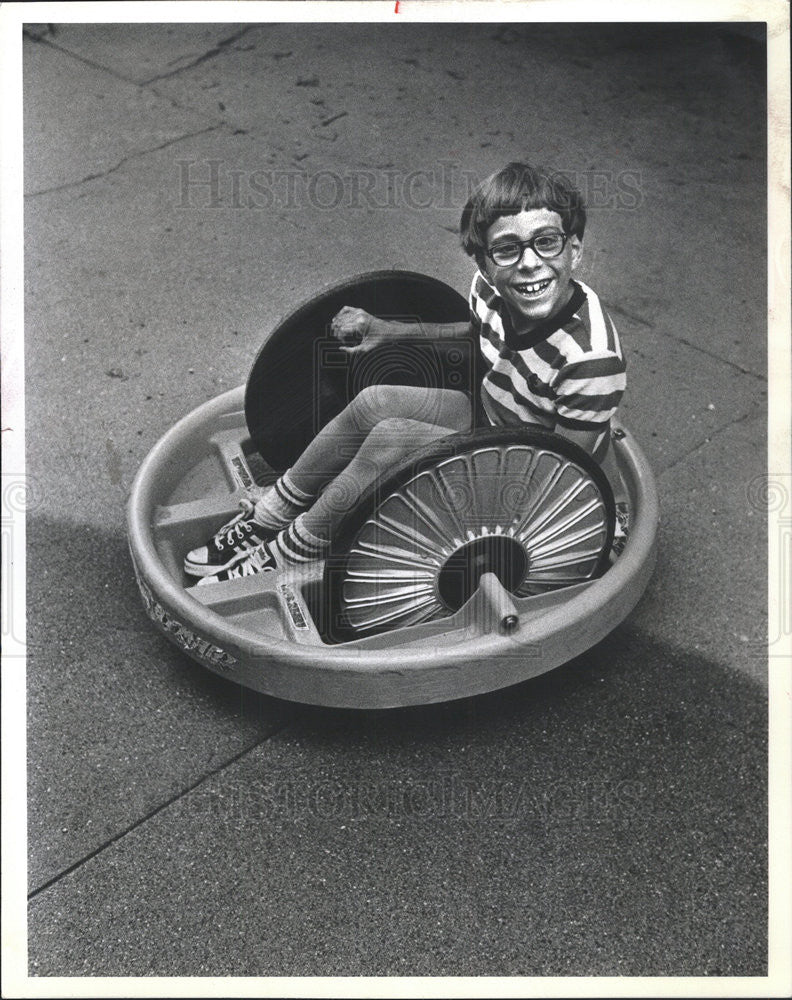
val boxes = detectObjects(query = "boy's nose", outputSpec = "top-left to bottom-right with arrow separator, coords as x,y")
517,245 -> 542,267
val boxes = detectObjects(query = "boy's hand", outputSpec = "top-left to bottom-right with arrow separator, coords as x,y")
331,306 -> 390,354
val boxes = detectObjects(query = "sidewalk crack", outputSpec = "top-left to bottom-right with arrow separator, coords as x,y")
23,26 -> 257,89
23,30 -> 140,85
140,26 -> 257,84
608,307 -> 766,382
658,409 -> 760,475
666,334 -> 766,382
24,125 -> 222,198
23,31 -> 235,125
27,727 -> 285,901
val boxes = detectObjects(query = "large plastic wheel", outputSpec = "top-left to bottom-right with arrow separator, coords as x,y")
324,427 -> 615,641
128,385 -> 657,707
244,270 -> 476,470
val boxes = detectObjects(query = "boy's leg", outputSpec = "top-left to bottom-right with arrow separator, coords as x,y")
198,415 -> 469,583
300,413 -> 469,541
258,384 -> 470,523
285,384 -> 472,497
186,386 -> 470,576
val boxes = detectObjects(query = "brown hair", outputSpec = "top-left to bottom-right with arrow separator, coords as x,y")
460,162 -> 586,269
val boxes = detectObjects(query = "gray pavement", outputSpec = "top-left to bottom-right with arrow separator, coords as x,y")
20,19 -> 769,981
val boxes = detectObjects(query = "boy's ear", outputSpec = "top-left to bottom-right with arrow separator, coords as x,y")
570,236 -> 583,269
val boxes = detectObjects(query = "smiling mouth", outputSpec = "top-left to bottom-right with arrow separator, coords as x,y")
513,278 -> 553,299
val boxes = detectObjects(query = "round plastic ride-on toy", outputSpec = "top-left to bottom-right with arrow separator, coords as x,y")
127,271 -> 658,708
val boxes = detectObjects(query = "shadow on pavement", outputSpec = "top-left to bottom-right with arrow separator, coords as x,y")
28,515 -> 766,976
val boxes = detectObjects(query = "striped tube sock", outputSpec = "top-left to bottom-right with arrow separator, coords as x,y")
273,512 -> 330,566
253,470 -> 314,530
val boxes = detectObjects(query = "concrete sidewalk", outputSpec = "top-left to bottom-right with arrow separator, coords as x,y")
21,19 -> 768,979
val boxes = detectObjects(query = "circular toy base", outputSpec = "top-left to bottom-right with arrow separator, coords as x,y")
127,384 -> 658,708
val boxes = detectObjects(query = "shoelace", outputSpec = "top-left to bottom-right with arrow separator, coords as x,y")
218,498 -> 258,547
232,520 -> 255,542
228,542 -> 275,579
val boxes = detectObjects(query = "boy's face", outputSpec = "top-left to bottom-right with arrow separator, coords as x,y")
483,208 -> 582,333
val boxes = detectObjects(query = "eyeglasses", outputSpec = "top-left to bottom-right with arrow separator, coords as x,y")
485,231 -> 568,267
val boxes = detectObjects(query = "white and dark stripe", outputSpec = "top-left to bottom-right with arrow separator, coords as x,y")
275,470 -> 314,509
469,273 -> 626,433
275,514 -> 328,564
254,470 -> 315,531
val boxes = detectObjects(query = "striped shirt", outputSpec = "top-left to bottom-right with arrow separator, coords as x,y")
469,271 -> 626,438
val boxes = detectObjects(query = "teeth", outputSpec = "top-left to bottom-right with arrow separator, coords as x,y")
515,279 -> 551,294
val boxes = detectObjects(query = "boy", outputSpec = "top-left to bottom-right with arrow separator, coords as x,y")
185,161 -> 626,584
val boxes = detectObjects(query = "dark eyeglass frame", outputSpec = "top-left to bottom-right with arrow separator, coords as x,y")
485,231 -> 569,267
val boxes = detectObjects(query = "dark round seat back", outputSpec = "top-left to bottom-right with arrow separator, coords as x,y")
244,270 -> 476,470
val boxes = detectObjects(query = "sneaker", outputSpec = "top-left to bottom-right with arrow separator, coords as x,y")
184,498 -> 277,577
611,501 -> 630,557
196,538 -> 282,585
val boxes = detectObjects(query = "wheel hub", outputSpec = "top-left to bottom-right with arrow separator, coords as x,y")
437,534 -> 529,611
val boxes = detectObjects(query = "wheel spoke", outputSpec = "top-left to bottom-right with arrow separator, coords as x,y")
531,526 -> 607,562
344,582 -> 438,609
512,454 -> 567,533
365,509 -> 448,562
518,467 -> 590,542
427,464 -> 471,542
528,505 -> 607,555
351,541 -> 441,573
343,589 -> 444,632
397,482 -> 462,552
336,441 -> 613,637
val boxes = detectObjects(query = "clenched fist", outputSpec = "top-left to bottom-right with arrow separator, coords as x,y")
330,306 -> 390,354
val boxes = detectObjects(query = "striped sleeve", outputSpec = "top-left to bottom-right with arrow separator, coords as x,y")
468,283 -> 482,336
468,271 -> 491,336
554,352 -> 626,430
